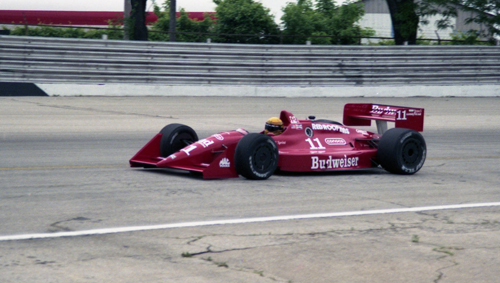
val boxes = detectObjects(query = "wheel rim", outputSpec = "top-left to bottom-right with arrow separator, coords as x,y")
401,139 -> 422,167
251,143 -> 276,174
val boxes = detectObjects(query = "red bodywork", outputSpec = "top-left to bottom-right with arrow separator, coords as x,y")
130,103 -> 424,179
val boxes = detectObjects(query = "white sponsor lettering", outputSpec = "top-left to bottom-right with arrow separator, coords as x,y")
370,105 -> 398,115
396,110 -> 407,120
306,138 -> 325,149
219,158 -> 231,168
311,155 -> 359,170
198,139 -> 215,148
213,134 -> 224,141
181,145 -> 197,156
324,138 -> 347,146
407,109 -> 423,116
312,123 -> 350,134
356,129 -> 369,136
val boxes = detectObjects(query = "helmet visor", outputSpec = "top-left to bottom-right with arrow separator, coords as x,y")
265,123 -> 281,132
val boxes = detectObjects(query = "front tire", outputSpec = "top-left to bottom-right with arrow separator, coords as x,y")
234,133 -> 279,180
159,124 -> 198,157
377,128 -> 426,175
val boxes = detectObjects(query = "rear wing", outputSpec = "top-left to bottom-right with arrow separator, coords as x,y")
343,103 -> 424,134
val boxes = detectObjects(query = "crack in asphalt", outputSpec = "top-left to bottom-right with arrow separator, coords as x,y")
183,242 -> 291,283
177,215 -> 500,282
48,217 -> 93,233
189,245 -> 255,257
433,261 -> 459,283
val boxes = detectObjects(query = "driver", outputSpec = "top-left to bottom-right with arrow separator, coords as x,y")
263,117 -> 283,135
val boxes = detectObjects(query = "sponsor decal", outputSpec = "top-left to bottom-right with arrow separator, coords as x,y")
291,124 -> 303,130
306,138 -> 324,149
212,134 -> 224,141
324,138 -> 347,146
370,105 -> 423,121
276,140 -> 286,145
407,109 -> 423,116
167,154 -> 176,160
396,108 -> 423,121
356,129 -> 369,136
370,105 -> 398,115
181,145 -> 197,156
312,123 -> 350,134
289,115 -> 299,124
198,139 -> 215,148
219,157 -> 231,168
311,155 -> 359,170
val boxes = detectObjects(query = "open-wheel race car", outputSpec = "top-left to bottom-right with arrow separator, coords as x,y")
130,103 -> 426,180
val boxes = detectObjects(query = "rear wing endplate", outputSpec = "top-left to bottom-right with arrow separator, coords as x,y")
343,103 -> 424,134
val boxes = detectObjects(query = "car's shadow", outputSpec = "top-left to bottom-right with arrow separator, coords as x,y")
133,168 -> 205,180
132,167 -> 386,180
274,168 -> 385,178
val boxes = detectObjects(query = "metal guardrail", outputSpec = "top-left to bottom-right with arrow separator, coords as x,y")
1,35 -> 499,86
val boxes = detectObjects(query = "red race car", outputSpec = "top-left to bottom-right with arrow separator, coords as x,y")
130,103 -> 426,180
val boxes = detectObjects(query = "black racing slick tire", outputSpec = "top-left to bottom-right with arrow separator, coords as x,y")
234,133 -> 279,180
377,128 -> 426,175
159,124 -> 198,157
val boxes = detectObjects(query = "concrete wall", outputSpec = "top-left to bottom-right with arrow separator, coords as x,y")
32,83 -> 499,97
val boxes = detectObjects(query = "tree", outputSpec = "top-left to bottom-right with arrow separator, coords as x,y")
176,9 -> 214,42
388,0 -> 499,45
281,0 -> 374,44
386,0 -> 420,44
212,0 -> 280,44
463,0 -> 500,37
424,0 -> 500,38
150,2 -> 214,42
328,1 -> 376,44
281,0 -> 318,44
316,0 -> 336,14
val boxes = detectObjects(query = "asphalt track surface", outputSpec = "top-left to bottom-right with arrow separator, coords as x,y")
1,96 -> 499,283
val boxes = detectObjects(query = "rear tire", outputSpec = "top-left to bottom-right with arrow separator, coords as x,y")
234,133 -> 278,180
159,124 -> 198,157
377,128 -> 426,175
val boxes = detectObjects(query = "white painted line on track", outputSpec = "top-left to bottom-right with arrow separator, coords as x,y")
2,202 -> 500,242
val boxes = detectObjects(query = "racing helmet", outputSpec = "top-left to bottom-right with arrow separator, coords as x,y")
265,117 -> 283,134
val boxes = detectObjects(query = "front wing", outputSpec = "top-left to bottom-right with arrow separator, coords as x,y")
129,133 -> 239,179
